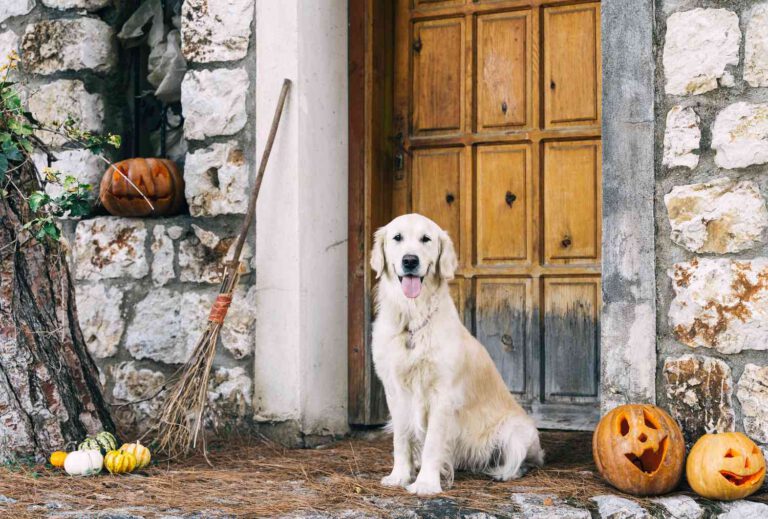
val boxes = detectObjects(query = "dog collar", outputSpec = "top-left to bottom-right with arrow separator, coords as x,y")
404,295 -> 440,349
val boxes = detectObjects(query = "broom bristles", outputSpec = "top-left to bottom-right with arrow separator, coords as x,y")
149,266 -> 240,460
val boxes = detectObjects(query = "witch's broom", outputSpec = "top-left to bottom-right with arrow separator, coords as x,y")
151,79 -> 291,460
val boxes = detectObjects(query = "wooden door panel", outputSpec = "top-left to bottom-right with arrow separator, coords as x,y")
476,279 -> 531,395
412,147 -> 463,254
449,278 -> 466,322
543,140 -> 601,264
476,144 -> 531,265
414,0 -> 464,8
543,278 -> 600,400
477,10 -> 531,130
412,18 -> 465,135
543,3 -> 600,128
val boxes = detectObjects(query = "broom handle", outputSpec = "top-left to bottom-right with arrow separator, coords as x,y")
227,79 -> 292,275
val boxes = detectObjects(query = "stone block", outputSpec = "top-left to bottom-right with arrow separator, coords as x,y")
181,68 -> 248,140
745,4 -> 768,88
662,105 -> 700,169
74,217 -> 148,280
124,285 -> 254,363
41,0 -> 110,10
184,141 -> 249,216
182,0 -> 254,63
0,32 -> 20,70
669,258 -> 768,354
27,80 -> 104,147
110,362 -> 166,433
206,367 -> 252,426
178,224 -> 252,284
663,354 -> 735,443
21,17 -> 116,75
736,364 -> 768,444
150,225 -> 175,287
664,177 -> 768,254
663,9 -> 740,95
712,103 -> 768,170
75,283 -> 123,359
0,1 -> 34,24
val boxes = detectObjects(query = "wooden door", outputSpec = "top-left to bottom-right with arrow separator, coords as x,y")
392,0 -> 602,429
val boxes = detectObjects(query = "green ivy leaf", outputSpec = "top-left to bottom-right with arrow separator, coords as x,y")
28,192 -> 50,212
41,221 -> 60,241
2,139 -> 22,162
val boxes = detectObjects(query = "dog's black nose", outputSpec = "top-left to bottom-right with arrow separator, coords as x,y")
402,255 -> 419,272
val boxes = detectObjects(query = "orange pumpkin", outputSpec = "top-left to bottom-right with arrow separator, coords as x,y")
593,404 -> 685,496
686,432 -> 765,501
99,158 -> 185,217
49,451 -> 67,468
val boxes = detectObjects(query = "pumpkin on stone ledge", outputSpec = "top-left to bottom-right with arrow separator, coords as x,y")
99,158 -> 185,217
686,432 -> 766,501
593,404 -> 685,496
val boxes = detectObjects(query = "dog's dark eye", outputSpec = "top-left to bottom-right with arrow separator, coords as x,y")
393,233 -> 403,242
420,235 -> 431,243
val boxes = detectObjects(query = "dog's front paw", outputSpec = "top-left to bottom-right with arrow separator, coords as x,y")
406,479 -> 442,496
381,471 -> 412,488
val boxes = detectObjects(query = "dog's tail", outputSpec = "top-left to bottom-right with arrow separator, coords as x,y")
486,415 -> 544,481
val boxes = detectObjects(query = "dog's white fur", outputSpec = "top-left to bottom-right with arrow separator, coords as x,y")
370,214 -> 544,496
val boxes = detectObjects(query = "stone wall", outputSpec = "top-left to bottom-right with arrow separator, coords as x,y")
656,1 -> 768,445
1,0 -> 258,435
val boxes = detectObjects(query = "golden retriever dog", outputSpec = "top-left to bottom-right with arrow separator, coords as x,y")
370,213 -> 544,496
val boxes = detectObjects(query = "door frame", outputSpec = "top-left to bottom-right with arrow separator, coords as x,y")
347,0 -> 657,426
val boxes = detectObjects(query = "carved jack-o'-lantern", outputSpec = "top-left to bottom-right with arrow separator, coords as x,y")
593,404 -> 685,496
686,432 -> 766,501
99,158 -> 185,217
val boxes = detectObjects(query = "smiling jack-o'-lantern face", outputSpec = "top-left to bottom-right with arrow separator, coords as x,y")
593,404 -> 685,496
686,432 -> 766,501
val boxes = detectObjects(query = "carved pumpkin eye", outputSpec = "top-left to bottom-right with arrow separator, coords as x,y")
619,417 -> 630,436
643,411 -> 659,429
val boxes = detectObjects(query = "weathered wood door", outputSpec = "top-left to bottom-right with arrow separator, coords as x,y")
392,0 -> 602,429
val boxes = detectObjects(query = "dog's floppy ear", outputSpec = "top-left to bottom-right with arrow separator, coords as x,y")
437,230 -> 458,280
370,226 -> 387,279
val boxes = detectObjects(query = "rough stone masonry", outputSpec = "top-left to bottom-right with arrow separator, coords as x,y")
658,1 -> 768,447
1,0 -> 258,435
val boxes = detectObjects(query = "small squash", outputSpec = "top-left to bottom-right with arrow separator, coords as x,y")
49,451 -> 67,468
104,450 -> 137,475
78,437 -> 102,452
686,432 -> 766,501
95,431 -> 118,453
64,450 -> 103,476
593,404 -> 685,496
99,158 -> 185,217
120,441 -> 151,469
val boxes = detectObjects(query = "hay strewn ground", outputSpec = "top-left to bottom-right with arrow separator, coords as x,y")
0,431 -> 764,518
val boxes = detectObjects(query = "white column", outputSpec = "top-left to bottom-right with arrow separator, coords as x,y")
254,0 -> 349,436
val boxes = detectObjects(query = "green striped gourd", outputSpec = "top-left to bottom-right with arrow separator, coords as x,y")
95,431 -> 118,453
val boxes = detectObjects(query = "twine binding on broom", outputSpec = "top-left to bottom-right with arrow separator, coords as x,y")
148,79 -> 292,461
208,294 -> 233,324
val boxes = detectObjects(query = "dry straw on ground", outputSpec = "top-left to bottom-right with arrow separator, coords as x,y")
0,431 -> 765,518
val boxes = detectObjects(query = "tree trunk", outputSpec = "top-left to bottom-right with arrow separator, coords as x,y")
0,162 -> 115,462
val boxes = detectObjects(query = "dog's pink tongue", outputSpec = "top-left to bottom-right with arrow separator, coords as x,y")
401,276 -> 422,299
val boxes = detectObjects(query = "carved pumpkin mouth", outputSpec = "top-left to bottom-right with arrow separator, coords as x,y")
624,437 -> 668,474
719,468 -> 765,487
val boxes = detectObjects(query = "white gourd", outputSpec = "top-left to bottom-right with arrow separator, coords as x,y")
64,449 -> 103,476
